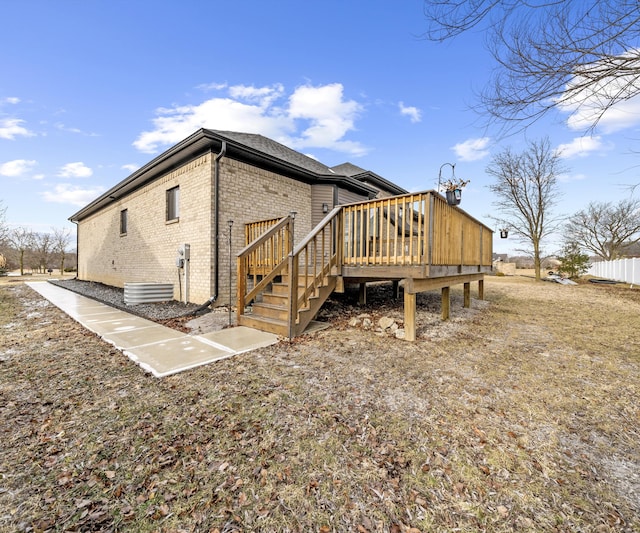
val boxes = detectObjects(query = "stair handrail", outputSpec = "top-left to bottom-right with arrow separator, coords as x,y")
288,206 -> 343,337
237,214 -> 294,319
291,206 -> 342,257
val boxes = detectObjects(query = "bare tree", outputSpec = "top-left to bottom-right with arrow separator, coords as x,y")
565,199 -> 640,259
8,227 -> 35,276
51,227 -> 71,274
33,232 -> 53,273
0,200 -> 8,248
423,1 -> 640,131
486,138 -> 565,280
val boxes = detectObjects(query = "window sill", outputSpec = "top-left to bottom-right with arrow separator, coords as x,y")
166,218 -> 180,225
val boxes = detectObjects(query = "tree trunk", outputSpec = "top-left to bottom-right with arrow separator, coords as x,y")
533,241 -> 542,280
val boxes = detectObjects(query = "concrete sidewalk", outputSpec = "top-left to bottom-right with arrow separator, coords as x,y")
26,282 -> 279,377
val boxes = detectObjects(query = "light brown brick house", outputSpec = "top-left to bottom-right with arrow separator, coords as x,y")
69,128 -> 407,307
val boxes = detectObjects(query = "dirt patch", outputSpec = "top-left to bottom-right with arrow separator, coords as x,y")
0,276 -> 638,532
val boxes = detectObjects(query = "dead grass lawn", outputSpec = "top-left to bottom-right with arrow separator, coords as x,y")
0,276 -> 638,532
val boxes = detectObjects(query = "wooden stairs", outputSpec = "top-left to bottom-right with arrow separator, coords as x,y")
237,209 -> 342,339
239,268 -> 337,337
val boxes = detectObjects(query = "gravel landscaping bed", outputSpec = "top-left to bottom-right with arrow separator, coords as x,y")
48,278 -> 203,321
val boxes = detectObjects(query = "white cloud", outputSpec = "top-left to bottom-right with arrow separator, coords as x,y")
228,83 -> 284,106
196,82 -> 228,92
398,102 -> 422,123
134,98 -> 292,153
41,183 -> 105,207
558,172 -> 587,183
33,174 -> 45,180
134,82 -> 367,156
0,159 -> 37,177
121,163 -> 139,173
0,118 -> 34,140
451,137 -> 491,161
559,49 -> 640,133
55,123 -> 99,137
288,83 -> 366,155
1,96 -> 20,105
58,162 -> 93,178
555,136 -> 604,159
563,92 -> 640,134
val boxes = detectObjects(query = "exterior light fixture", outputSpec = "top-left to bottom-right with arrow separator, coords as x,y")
500,228 -> 509,239
322,203 -> 329,213
228,220 -> 234,326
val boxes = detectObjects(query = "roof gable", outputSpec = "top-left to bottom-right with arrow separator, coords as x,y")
330,162 -> 367,176
330,162 -> 408,196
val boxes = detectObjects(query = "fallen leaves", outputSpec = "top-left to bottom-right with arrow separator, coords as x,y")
1,280 -> 639,532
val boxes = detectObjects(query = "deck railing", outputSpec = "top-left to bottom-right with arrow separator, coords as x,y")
343,193 -> 429,266
238,192 -> 492,337
241,192 -> 493,282
242,216 -> 292,276
245,216 -> 281,248
342,191 -> 492,268
430,194 -> 493,267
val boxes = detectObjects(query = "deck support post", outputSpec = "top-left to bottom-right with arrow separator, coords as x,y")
463,282 -> 471,308
392,280 -> 400,299
404,291 -> 416,341
441,286 -> 450,320
478,279 -> 484,300
359,282 -> 367,305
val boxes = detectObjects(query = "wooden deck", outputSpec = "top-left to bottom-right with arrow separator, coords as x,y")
237,190 -> 493,340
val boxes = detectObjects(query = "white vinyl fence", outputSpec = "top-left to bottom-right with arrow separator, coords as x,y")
588,257 -> 640,285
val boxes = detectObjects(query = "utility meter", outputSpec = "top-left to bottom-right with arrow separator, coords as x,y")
176,244 -> 190,268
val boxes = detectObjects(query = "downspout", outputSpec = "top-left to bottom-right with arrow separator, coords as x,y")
191,141 -> 227,315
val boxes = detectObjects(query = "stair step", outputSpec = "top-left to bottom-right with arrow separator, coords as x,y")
263,292 -> 288,305
238,314 -> 288,337
251,302 -> 289,321
271,283 -> 309,296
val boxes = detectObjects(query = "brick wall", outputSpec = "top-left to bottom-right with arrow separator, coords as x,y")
216,158 -> 312,305
77,153 -> 214,302
77,152 -> 313,306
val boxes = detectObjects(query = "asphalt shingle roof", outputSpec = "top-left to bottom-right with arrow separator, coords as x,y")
209,130 -> 336,176
329,162 -> 367,176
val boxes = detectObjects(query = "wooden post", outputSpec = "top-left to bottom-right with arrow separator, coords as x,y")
404,291 -> 416,341
463,282 -> 470,308
441,286 -> 450,320
287,254 -> 298,339
359,282 -> 367,305
236,257 -> 246,318
478,278 -> 484,300
392,280 -> 400,299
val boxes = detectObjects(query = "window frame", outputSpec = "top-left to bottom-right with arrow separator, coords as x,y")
166,186 -> 180,223
120,208 -> 128,235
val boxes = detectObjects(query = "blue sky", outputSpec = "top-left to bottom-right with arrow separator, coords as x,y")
1,0 -> 639,255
